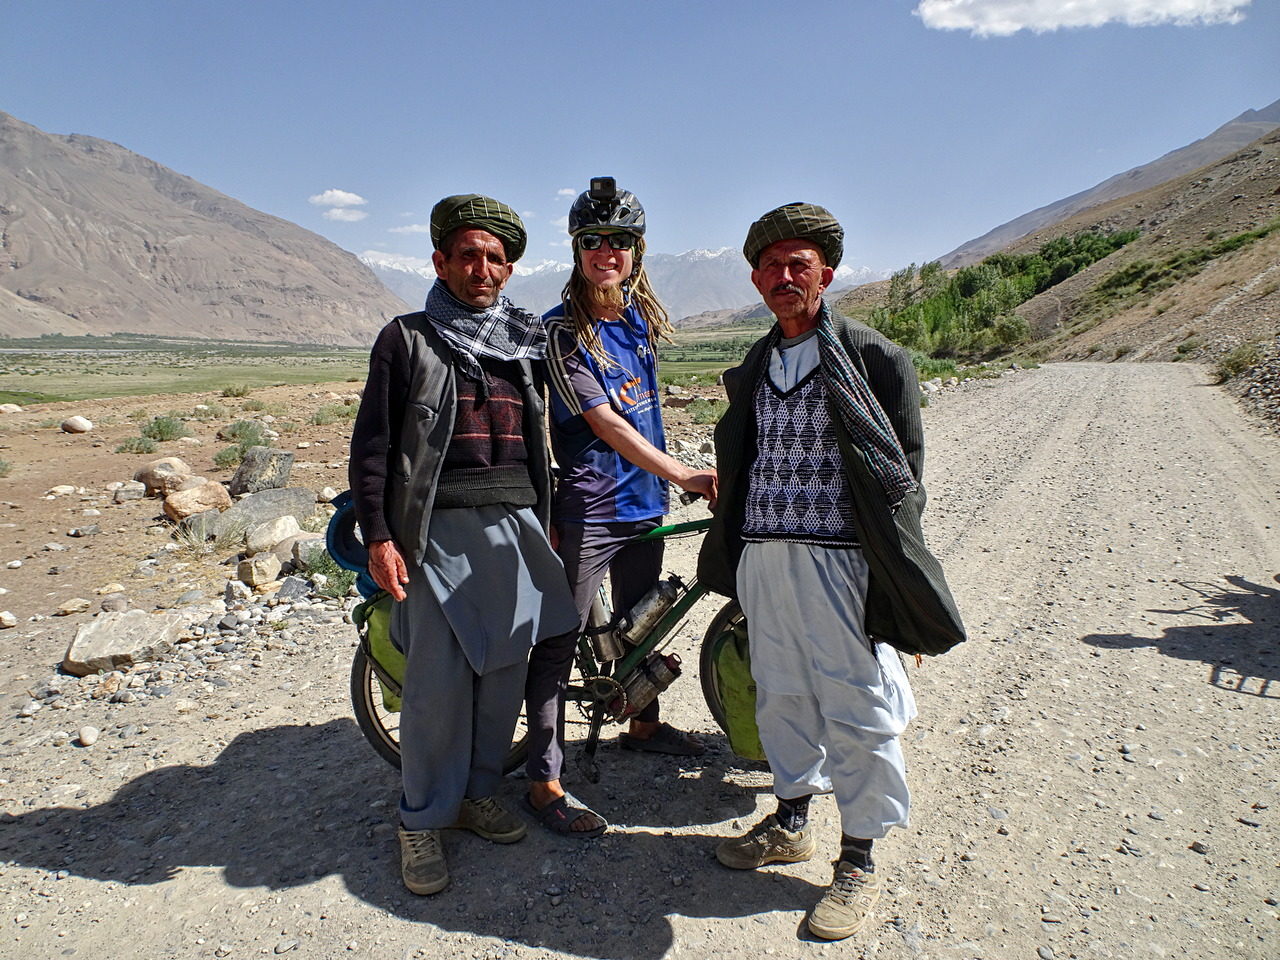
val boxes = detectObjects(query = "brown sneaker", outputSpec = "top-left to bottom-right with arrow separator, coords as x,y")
398,827 -> 448,895
715,814 -> 817,869
452,796 -> 527,843
807,861 -> 881,940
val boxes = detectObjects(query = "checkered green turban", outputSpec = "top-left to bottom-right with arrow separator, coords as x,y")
430,194 -> 527,263
743,202 -> 843,269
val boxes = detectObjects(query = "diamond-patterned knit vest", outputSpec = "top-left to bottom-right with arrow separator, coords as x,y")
742,368 -> 860,547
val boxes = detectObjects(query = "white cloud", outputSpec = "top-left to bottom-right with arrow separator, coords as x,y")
521,210 -> 537,218
551,215 -> 569,229
308,188 -> 368,207
556,188 -> 576,197
914,0 -> 1250,36
389,224 -> 432,234
323,208 -> 367,222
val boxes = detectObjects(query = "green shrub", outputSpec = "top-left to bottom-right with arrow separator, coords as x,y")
190,402 -> 229,420
1215,343 -> 1263,383
222,421 -> 266,446
1112,344 -> 1133,360
312,402 -> 359,425
241,398 -> 266,411
213,444 -> 245,469
307,549 -> 357,598
141,416 -> 190,442
116,436 -> 158,454
221,383 -> 251,398
0,459 -> 11,478
687,397 -> 728,424
1175,337 -> 1204,356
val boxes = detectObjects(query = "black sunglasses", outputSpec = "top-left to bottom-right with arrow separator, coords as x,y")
577,233 -> 636,251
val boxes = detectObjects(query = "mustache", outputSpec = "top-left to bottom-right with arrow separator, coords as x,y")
771,283 -> 804,297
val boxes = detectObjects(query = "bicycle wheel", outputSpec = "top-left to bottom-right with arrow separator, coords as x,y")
350,646 -> 531,774
698,598 -> 744,733
351,645 -> 403,769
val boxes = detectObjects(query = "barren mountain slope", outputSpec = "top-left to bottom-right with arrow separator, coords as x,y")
940,97 -> 1280,267
1010,129 -> 1280,361
0,111 -> 405,346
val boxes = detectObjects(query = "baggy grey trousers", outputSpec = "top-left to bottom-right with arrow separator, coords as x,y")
392,505 -> 577,831
393,560 -> 528,830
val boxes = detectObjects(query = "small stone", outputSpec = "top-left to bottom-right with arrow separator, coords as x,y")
113,481 -> 147,502
1038,947 -> 1055,960
274,939 -> 299,954
68,525 -> 101,537
56,598 -> 91,616
0,611 -> 17,629
1189,840 -> 1209,854
77,725 -> 100,746
7,560 -> 22,569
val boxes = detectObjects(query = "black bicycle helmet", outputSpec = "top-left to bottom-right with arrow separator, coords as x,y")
567,176 -> 646,236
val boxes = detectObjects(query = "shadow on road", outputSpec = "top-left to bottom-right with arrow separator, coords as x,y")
1080,575 -> 1279,698
0,718 -> 800,959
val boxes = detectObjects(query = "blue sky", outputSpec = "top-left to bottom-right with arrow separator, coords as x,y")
2,1 -> 1276,273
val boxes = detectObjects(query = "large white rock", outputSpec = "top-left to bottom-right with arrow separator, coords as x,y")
164,482 -> 232,521
237,553 -> 282,586
245,515 -> 302,556
63,610 -> 186,676
0,403 -> 22,414
134,457 -> 194,495
61,416 -> 93,433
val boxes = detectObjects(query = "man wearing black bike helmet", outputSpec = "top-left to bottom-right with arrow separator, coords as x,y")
523,178 -> 718,837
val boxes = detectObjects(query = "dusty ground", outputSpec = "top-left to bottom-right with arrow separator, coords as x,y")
0,363 -> 1276,960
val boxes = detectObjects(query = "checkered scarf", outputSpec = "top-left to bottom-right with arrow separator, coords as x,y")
423,279 -> 550,395
816,303 -> 918,508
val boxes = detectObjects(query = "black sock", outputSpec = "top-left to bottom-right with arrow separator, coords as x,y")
774,794 -> 811,832
840,835 -> 874,872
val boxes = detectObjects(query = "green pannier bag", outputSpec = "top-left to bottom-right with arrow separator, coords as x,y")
352,591 -> 404,712
711,620 -> 766,761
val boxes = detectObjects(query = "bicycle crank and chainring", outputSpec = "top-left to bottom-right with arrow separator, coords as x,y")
580,675 -> 627,721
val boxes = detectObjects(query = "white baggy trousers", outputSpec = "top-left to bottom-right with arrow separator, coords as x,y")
736,540 -> 917,839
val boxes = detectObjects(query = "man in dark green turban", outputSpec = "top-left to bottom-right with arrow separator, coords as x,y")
349,193 -> 577,896
430,193 -> 528,266
699,202 -> 965,941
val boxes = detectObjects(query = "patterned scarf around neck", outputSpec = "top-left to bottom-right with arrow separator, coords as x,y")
815,302 -> 918,509
423,279 -> 550,395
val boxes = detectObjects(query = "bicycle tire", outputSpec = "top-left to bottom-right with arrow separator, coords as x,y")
351,645 -> 403,769
698,598 -> 744,734
349,646 -> 532,774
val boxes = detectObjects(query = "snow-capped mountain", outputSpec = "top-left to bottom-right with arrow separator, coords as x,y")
360,248 -> 887,322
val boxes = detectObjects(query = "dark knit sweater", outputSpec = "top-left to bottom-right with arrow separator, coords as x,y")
435,360 -> 535,508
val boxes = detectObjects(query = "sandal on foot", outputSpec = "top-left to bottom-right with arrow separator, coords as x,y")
619,722 -> 706,756
522,794 -> 608,839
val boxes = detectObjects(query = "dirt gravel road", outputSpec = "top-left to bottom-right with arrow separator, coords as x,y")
1,361 -> 1276,960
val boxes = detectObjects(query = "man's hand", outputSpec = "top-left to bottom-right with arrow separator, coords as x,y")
368,539 -> 410,601
678,469 -> 718,511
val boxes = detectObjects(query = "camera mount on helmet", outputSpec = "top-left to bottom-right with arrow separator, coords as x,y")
568,176 -> 646,238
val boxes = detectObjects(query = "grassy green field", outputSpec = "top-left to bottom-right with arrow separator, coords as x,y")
0,335 -> 369,403
0,331 -> 758,404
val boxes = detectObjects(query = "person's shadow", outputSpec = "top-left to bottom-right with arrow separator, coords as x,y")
1080,575 -> 1279,697
0,718 -> 817,958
